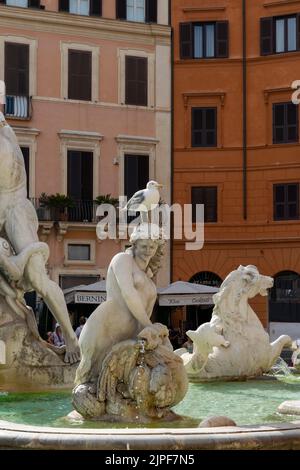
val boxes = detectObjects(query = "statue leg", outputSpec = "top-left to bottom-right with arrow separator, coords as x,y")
24,253 -> 80,364
5,201 -> 80,364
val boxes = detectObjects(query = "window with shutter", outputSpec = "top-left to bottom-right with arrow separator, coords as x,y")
216,21 -> 229,58
180,21 -> 229,59
116,0 -> 126,19
5,43 -> 29,96
67,150 -> 93,221
125,56 -> 148,106
261,14 -> 300,56
68,49 -> 92,101
127,0 -> 145,22
273,102 -> 298,144
192,108 -> 217,147
59,0 -> 69,11
6,0 -> 28,7
145,0 -> 157,23
59,0 -> 101,15
191,187 -> 218,223
274,183 -> 299,220
124,154 -> 149,200
67,150 -> 93,200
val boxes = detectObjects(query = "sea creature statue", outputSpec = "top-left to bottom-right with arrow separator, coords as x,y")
0,113 -> 79,387
175,265 -> 292,381
72,223 -> 188,422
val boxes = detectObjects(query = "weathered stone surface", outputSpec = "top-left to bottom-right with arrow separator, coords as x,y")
175,266 -> 292,381
73,224 -> 188,422
278,401 -> 300,415
199,416 -> 237,428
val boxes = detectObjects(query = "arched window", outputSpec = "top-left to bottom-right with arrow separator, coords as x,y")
189,271 -> 222,288
269,271 -> 300,322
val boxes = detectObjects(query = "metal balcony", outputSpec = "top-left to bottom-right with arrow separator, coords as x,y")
31,199 -> 98,223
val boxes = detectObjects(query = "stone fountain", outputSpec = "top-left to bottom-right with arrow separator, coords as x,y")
0,113 -> 80,388
175,265 -> 292,381
72,223 -> 188,422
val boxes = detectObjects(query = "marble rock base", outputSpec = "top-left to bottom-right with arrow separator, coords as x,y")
278,400 -> 300,415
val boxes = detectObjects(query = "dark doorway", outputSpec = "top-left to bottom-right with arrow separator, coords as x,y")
186,271 -> 222,329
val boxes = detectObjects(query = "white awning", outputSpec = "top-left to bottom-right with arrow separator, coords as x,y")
64,280 -> 218,306
158,281 -> 218,306
63,280 -> 107,305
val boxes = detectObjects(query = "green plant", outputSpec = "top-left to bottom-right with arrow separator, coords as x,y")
94,194 -> 119,207
39,193 -> 75,209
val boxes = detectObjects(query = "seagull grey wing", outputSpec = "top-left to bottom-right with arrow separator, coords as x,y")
126,190 -> 146,211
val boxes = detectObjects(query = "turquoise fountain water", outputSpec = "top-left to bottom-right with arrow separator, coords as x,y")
1,378 -> 300,429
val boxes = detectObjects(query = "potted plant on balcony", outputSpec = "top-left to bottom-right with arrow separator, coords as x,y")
39,193 -> 75,221
94,194 -> 119,222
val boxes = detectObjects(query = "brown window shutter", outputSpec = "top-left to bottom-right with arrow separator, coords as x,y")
216,21 -> 229,58
260,17 -> 273,55
59,0 -> 69,12
125,56 -> 148,106
68,50 -> 92,101
116,0 -> 126,19
145,0 -> 157,24
297,14 -> 300,50
180,23 -> 193,59
191,187 -> 217,223
124,154 -> 149,199
90,0 -> 102,16
67,151 -> 93,201
28,0 -> 40,8
5,43 -> 29,96
205,187 -> 218,222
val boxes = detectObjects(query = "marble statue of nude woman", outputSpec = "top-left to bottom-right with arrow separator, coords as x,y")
75,224 -> 167,386
0,112 -> 80,364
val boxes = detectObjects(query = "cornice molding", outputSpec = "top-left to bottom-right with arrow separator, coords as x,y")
12,126 -> 40,136
0,6 -> 171,45
58,130 -> 103,141
183,91 -> 226,107
263,86 -> 292,103
115,135 -> 159,145
264,0 -> 300,7
182,6 -> 226,12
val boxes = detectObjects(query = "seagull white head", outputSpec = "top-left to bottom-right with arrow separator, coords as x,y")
146,181 -> 163,190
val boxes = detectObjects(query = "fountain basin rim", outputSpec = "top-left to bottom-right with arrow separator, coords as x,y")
1,419 -> 300,450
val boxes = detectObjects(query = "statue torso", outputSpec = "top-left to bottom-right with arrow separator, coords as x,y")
0,124 -> 26,192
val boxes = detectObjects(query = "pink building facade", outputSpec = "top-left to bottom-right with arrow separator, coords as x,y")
0,0 -> 171,316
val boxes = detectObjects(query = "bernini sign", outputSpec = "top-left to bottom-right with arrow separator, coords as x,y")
75,293 -> 107,304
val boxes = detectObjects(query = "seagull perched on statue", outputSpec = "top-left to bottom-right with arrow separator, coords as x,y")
123,181 -> 163,221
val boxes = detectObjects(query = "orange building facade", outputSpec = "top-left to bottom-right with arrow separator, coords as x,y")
172,0 -> 300,334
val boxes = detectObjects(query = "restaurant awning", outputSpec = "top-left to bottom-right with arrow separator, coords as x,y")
64,280 -> 218,306
64,280 -> 107,305
157,281 -> 219,306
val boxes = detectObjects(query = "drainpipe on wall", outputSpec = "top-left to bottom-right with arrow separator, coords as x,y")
242,0 -> 247,220
170,0 -> 174,282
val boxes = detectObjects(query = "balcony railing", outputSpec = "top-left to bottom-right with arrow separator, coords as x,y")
5,95 -> 31,119
31,199 -> 99,223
